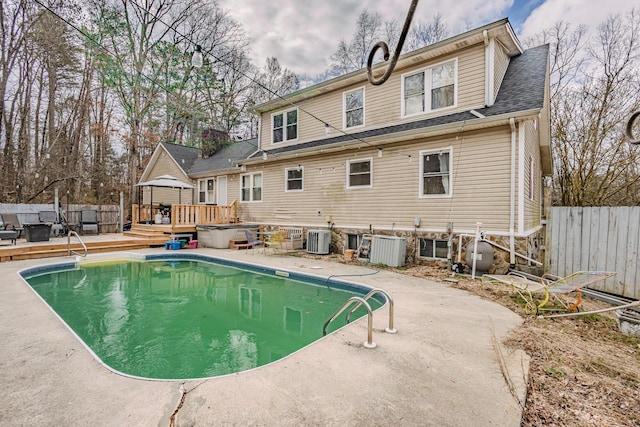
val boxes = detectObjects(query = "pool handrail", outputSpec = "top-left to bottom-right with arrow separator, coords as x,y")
67,230 -> 87,257
323,296 -> 376,349
345,288 -> 397,334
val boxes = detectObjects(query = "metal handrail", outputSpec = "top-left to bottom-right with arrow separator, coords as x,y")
323,297 -> 376,349
67,230 -> 88,257
345,288 -> 397,334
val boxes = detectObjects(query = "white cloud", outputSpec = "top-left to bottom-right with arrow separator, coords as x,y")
519,0 -> 634,39
218,0 -> 633,77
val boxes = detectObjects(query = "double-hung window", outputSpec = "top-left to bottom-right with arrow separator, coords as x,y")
403,59 -> 456,116
344,87 -> 364,129
285,167 -> 303,192
420,148 -> 452,197
347,158 -> 372,189
272,108 -> 298,143
241,172 -> 262,202
198,178 -> 215,204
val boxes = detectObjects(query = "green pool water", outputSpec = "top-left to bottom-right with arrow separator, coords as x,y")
24,258 -> 380,380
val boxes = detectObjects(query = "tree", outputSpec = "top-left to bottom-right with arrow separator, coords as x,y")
329,10 -> 450,76
526,10 -> 640,206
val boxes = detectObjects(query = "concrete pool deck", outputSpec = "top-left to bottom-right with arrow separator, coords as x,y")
0,247 -> 529,426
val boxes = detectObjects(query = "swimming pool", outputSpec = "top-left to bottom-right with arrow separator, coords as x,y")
19,253 -> 383,380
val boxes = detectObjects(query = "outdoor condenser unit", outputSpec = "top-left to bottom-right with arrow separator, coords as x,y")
307,230 -> 331,254
369,235 -> 407,267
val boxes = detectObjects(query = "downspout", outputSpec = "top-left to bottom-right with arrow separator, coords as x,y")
509,118 -> 516,268
483,30 -> 490,107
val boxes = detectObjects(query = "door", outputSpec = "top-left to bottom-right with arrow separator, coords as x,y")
217,176 -> 227,205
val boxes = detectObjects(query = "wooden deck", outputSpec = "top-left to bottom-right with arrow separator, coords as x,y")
0,234 -> 167,262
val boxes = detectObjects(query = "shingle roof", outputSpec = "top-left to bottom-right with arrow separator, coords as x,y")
250,44 -> 549,158
189,139 -> 258,175
160,142 -> 201,173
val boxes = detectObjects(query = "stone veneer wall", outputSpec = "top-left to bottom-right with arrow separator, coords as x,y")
259,225 -> 545,275
330,227 -> 546,275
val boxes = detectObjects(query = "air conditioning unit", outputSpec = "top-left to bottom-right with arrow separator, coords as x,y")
370,236 -> 407,267
307,230 -> 331,254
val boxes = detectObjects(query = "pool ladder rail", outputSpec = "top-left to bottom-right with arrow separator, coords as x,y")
322,288 -> 396,349
66,230 -> 88,257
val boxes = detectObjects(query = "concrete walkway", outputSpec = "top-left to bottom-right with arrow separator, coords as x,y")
0,247 -> 529,426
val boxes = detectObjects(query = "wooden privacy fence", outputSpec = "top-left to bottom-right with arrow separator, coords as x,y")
546,207 -> 640,299
0,203 -> 121,233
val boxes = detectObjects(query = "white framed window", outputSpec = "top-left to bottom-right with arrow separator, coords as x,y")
346,158 -> 372,189
402,59 -> 457,117
272,108 -> 298,143
419,148 -> 452,198
198,178 -> 215,204
419,238 -> 448,259
285,167 -> 303,192
344,87 -> 364,129
529,155 -> 535,201
241,172 -> 262,202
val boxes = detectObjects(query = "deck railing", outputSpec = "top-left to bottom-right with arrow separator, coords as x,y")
133,200 -> 237,226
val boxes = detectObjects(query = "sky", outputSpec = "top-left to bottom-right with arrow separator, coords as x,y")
216,0 -> 634,77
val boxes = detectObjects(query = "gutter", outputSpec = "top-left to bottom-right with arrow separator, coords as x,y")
509,117 -> 516,267
241,109 -> 541,165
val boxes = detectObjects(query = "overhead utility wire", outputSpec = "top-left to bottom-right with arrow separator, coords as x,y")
33,0 -> 378,161
32,0 -> 229,140
122,0 -> 378,151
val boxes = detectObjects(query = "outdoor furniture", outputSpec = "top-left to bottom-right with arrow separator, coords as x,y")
244,230 -> 264,254
0,230 -> 18,245
38,211 -> 65,237
79,210 -> 99,235
277,226 -> 304,250
23,223 -> 51,242
264,231 -> 286,254
484,271 -> 616,314
1,213 -> 24,238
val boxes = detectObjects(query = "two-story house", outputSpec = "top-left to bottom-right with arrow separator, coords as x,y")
142,18 -> 551,271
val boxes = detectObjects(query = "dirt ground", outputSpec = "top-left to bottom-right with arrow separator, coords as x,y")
320,254 -> 640,426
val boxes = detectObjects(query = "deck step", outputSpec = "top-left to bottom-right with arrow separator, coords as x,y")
229,239 -> 252,250
0,239 -> 167,262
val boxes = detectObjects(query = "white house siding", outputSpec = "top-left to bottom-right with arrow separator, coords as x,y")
140,150 -> 195,205
494,41 -> 511,101
240,126 -> 514,235
259,44 -> 487,150
523,119 -> 542,231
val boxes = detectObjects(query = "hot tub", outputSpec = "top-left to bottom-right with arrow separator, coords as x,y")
196,223 -> 259,249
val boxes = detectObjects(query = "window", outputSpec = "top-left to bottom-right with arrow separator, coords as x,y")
241,172 -> 262,202
272,108 -> 298,143
419,238 -> 448,259
285,167 -> 303,192
198,178 -> 215,204
420,148 -> 452,197
403,59 -> 456,116
347,234 -> 362,250
347,158 -> 372,188
529,156 -> 535,201
344,87 -> 364,128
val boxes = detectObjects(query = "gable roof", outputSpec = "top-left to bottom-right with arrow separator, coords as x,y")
189,139 -> 258,177
244,44 -> 549,162
254,18 -> 522,114
160,142 -> 201,173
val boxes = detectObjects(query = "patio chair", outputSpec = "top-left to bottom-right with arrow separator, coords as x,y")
244,230 -> 263,254
0,213 -> 24,238
38,211 -> 65,237
79,210 -> 99,235
484,271 -> 616,314
264,231 -> 286,255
